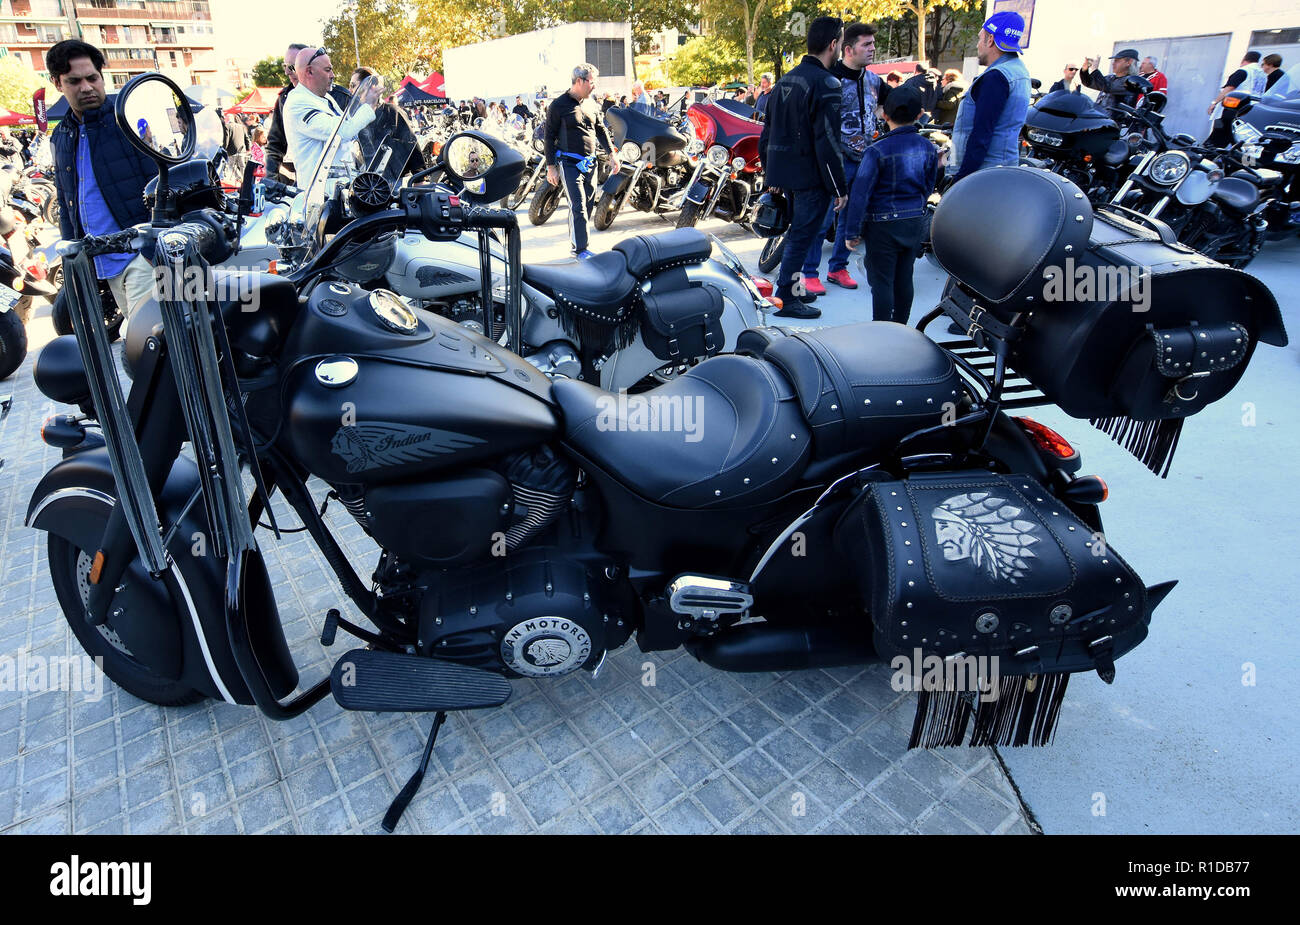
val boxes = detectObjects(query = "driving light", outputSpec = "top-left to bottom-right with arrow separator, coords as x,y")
686,138 -> 704,155
1148,151 -> 1190,185
731,156 -> 745,170
1026,128 -> 1064,147
620,141 -> 641,162
707,145 -> 729,168
1278,146 -> 1300,164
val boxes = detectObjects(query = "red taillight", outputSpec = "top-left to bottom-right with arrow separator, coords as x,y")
751,275 -> 772,297
1015,416 -> 1077,460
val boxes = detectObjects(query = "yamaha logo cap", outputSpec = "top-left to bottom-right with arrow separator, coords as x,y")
982,11 -> 1025,54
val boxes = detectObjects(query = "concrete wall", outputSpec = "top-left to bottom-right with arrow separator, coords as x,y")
444,21 -> 634,102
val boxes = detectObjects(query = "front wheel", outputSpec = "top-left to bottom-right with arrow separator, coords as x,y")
676,198 -> 704,229
529,181 -> 560,225
592,190 -> 621,230
505,174 -> 534,211
758,233 -> 785,273
43,196 -> 59,228
48,535 -> 205,706
0,308 -> 26,379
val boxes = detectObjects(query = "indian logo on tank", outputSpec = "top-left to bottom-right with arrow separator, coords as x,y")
931,492 -> 1041,583
329,423 -> 484,474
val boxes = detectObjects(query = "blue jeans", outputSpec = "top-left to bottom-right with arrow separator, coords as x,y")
776,186 -> 832,300
803,158 -> 859,276
560,160 -> 595,253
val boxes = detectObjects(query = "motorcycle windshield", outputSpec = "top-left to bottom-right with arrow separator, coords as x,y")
298,75 -> 419,256
1262,71 -> 1300,105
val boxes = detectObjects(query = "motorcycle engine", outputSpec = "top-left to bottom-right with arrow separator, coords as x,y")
417,546 -> 630,677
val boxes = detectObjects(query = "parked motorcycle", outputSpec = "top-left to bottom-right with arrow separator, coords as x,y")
1020,87 -> 1145,201
32,77 -> 1291,833
1224,71 -> 1300,235
527,153 -> 613,226
591,105 -> 695,230
0,244 -> 30,379
677,100 -> 766,229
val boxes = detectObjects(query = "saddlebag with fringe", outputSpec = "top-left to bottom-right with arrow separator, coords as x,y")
835,470 -> 1169,747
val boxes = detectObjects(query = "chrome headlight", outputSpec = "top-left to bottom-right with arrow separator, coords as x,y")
1277,146 -> 1300,165
731,156 -> 746,170
1025,128 -> 1063,147
1148,150 -> 1190,186
707,145 -> 730,168
620,141 -> 642,162
686,138 -> 704,156
1232,119 -> 1261,144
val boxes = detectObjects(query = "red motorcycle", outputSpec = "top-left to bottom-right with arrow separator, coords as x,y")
676,101 -> 765,228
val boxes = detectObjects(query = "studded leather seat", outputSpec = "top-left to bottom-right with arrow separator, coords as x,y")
552,355 -> 811,509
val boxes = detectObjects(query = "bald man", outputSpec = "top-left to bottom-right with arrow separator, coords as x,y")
283,46 -> 377,186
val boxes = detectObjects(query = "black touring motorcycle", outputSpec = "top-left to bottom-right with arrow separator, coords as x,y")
30,75 -> 1286,831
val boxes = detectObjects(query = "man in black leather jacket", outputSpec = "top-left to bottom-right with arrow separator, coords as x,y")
1080,49 -> 1148,118
759,16 -> 847,318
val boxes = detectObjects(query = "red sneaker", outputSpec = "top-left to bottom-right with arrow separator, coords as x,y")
826,269 -> 858,290
801,276 -> 827,297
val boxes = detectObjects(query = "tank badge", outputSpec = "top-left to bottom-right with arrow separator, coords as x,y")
330,423 -> 484,474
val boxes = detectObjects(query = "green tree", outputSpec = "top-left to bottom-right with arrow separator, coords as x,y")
665,35 -> 747,86
880,0 -> 975,64
251,55 -> 287,87
561,0 -> 700,54
0,56 -> 45,117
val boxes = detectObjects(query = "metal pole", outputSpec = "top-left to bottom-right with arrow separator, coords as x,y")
351,7 -> 360,68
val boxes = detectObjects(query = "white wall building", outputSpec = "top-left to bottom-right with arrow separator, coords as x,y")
989,0 -> 1299,138
444,21 -> 634,102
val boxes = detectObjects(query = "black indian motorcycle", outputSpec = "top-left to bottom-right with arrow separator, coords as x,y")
29,74 -> 1287,831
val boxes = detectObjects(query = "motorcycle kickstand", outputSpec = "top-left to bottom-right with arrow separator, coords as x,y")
381,710 -> 448,833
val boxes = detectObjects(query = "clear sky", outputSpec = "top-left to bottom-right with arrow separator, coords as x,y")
208,0 -> 328,65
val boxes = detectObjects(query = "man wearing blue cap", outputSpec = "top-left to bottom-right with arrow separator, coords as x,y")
948,10 -> 1031,183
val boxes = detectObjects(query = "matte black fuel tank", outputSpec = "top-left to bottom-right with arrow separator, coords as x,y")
276,281 -> 557,485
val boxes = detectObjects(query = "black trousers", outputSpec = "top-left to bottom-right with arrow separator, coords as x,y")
560,160 -> 595,254
775,185 -> 832,300
863,216 -> 925,324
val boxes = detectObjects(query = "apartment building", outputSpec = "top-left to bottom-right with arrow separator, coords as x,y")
0,0 -> 217,87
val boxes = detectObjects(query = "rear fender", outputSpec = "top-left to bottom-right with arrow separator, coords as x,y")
26,448 -> 297,705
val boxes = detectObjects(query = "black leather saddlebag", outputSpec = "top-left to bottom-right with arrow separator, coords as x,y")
640,284 -> 725,362
932,167 -> 1287,475
835,470 -> 1173,746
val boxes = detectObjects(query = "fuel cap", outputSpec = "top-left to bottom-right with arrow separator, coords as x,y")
315,356 -> 359,388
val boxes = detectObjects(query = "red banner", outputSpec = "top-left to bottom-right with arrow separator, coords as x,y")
33,87 -> 47,133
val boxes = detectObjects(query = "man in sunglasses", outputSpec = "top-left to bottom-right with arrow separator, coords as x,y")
283,46 -> 378,187
265,42 -> 308,182
543,63 -> 619,258
1049,63 -> 1081,94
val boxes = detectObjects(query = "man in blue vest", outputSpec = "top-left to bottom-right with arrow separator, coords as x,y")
46,39 -> 158,326
949,11 -> 1031,182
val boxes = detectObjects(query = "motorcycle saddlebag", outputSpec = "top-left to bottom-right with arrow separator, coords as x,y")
835,470 -> 1172,747
933,167 -> 1287,474
640,282 -> 725,362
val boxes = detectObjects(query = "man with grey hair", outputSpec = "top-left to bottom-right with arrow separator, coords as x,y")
265,42 -> 308,181
754,72 -> 774,117
1080,48 -> 1147,117
1138,55 -> 1167,96
543,63 -> 619,257
629,79 -> 654,114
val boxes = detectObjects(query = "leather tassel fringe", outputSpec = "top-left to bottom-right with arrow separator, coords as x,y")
909,673 -> 1071,749
554,302 -> 641,355
1089,415 -> 1184,478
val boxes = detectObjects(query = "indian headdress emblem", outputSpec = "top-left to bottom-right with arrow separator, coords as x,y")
931,492 -> 1041,583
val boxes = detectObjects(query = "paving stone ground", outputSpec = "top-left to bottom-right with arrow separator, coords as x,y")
0,207 -> 1035,834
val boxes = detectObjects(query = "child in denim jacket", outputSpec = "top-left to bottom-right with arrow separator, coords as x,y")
844,87 -> 938,323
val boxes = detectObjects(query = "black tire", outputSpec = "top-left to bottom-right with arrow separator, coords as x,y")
505,175 -> 533,211
529,181 -> 560,225
592,190 -> 620,231
44,195 -> 59,228
48,534 -> 205,706
51,289 -> 71,336
676,198 -> 704,229
0,307 -> 26,380
758,233 -> 784,273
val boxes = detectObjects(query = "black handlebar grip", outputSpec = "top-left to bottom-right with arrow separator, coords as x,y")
463,205 -> 516,229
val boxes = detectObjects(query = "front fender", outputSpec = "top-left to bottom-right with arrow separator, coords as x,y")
602,168 -> 633,195
685,179 -> 712,205
27,448 -> 297,705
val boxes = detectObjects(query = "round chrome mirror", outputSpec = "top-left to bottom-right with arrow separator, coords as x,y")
116,73 -> 196,165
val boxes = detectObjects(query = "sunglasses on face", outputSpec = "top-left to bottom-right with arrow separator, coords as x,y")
1067,67 -> 1078,72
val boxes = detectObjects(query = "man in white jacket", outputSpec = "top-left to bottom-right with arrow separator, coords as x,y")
284,46 -> 378,187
